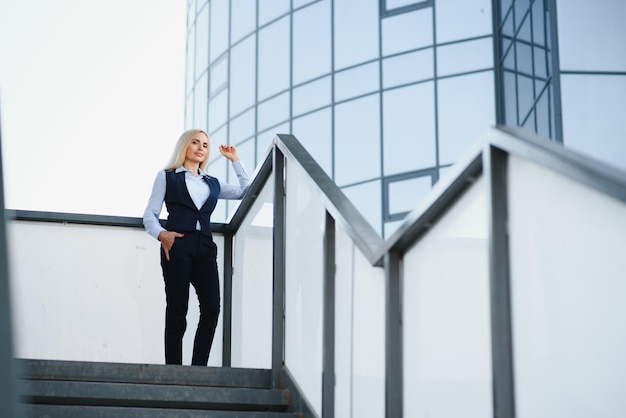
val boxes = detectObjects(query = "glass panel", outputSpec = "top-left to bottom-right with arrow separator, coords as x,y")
258,16 -> 290,101
531,0 -> 545,47
232,137 -> 256,174
208,88 -> 228,130
258,0 -> 290,26
334,225 -> 386,417
231,173 -> 274,368
257,123 -> 290,165
516,40 -> 533,75
186,27 -> 196,93
334,62 -> 380,103
535,86 -> 551,139
208,124 -> 227,149
382,48 -> 434,89
341,180 -> 382,237
8,221 -> 224,366
285,162 -> 325,416
231,0 -> 256,44
293,0 -> 331,85
195,4 -> 209,78
293,76 -> 331,116
292,108 -> 333,177
209,0 -> 229,63
515,0 -> 531,33
383,219 -> 404,238
402,177 -> 492,417
229,35 -> 256,117
351,235 -> 385,417
194,72 -> 208,129
334,94 -> 381,186
382,8 -> 433,56
257,91 -> 290,132
436,0 -> 492,44
334,0 -> 379,70
185,94 -> 193,129
229,108 -> 256,145
517,8 -> 531,42
557,1 -> 626,71
437,37 -> 494,78
533,46 -> 547,79
503,70 -> 518,125
388,175 -> 432,215
210,56 -> 228,95
383,82 -> 436,176
561,74 -> 626,171
387,0 -> 428,9
507,155 -> 626,418
294,0 -> 319,8
517,73 -> 534,124
437,71 -> 495,165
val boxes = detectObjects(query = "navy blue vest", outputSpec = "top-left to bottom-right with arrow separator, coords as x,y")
163,170 -> 221,238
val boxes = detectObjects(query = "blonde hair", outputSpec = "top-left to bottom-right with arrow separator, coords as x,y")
164,129 -> 210,171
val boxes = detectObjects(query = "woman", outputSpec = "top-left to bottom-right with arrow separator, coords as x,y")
143,129 -> 250,366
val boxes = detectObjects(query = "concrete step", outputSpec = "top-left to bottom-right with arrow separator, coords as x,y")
17,359 -> 300,417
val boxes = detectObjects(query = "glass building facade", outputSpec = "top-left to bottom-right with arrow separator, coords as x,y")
184,0 -> 626,237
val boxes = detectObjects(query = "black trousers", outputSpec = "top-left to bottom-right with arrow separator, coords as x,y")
160,231 -> 220,366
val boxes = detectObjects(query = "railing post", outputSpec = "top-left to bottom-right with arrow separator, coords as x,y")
0,107 -> 21,417
322,212 -> 335,417
272,146 -> 286,389
385,251 -> 403,418
222,231 -> 233,367
484,144 -> 516,418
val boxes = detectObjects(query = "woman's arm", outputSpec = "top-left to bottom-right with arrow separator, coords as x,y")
143,170 -> 167,239
218,145 -> 251,199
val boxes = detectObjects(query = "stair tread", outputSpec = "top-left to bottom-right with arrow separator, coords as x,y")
18,358 -> 271,388
20,379 -> 289,411
22,404 -> 301,418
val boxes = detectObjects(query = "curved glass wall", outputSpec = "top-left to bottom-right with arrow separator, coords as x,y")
185,0 -> 495,237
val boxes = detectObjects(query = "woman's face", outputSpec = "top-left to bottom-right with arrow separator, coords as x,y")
185,132 -> 210,165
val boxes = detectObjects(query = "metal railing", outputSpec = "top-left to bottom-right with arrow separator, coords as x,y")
3,126 -> 626,417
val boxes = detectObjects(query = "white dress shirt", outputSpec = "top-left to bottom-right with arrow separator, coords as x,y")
143,160 -> 250,239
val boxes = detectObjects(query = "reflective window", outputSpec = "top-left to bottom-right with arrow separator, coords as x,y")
232,137 -> 256,173
257,122 -> 290,164
186,28 -> 196,93
437,37 -> 494,78
517,73 -> 534,123
258,0 -> 290,26
194,72 -> 208,129
515,41 -> 533,76
382,8 -> 433,56
293,0 -> 319,8
195,4 -> 209,77
334,94 -> 381,186
185,94 -> 193,129
208,88 -> 228,131
334,62 -> 379,102
383,82 -> 436,176
557,1 -> 626,72
383,48 -> 434,89
535,87 -> 551,138
231,0 -> 256,44
258,16 -> 290,101
561,74 -> 626,171
293,0 -> 331,85
257,92 -> 290,132
293,76 -> 331,116
438,71 -> 495,165
210,0 -> 229,63
210,56 -> 228,96
292,108 -> 333,177
229,35 -> 256,117
534,46 -> 547,79
341,180 -> 382,236
334,0 -> 379,70
436,0 -> 492,44
531,0 -> 545,47
516,8 -> 531,42
229,108 -> 256,145
387,174 -> 432,215
503,71 -> 517,125
209,124 -> 228,155
386,0 -> 429,10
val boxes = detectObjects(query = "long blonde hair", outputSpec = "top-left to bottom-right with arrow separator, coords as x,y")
164,129 -> 210,171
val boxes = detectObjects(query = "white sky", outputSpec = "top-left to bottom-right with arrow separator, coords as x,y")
0,0 -> 187,217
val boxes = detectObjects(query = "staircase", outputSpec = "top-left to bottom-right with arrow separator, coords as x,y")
17,359 -> 300,417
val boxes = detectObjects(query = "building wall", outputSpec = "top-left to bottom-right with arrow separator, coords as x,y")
185,0 -> 495,237
185,0 -> 626,237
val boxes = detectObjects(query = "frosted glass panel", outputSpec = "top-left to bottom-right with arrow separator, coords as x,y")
231,173 -> 274,368
351,233 -> 386,418
402,177 -> 492,418
285,162 -> 325,415
507,155 -> 626,418
334,224 -> 385,418
8,221 -> 225,366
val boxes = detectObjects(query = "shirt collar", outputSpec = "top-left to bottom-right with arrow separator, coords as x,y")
175,165 -> 209,178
